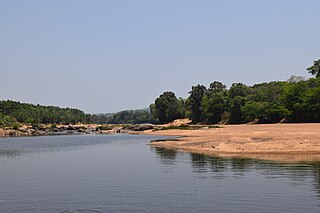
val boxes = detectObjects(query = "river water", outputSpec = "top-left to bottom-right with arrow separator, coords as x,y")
0,134 -> 320,212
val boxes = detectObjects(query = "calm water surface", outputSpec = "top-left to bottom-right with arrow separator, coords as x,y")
0,134 -> 320,212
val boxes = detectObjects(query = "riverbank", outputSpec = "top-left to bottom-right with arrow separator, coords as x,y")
147,123 -> 320,162
0,123 -> 157,137
0,124 -> 96,137
2,122 -> 320,162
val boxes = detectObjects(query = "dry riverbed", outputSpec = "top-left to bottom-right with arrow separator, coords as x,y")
147,123 -> 320,162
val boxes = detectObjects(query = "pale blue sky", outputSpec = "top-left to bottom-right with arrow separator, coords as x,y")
0,0 -> 319,113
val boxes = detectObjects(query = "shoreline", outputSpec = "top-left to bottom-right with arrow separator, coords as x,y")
2,123 -> 320,162
0,123 -> 156,138
146,123 -> 320,162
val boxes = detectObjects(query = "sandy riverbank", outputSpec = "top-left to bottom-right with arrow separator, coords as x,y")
147,123 -> 320,162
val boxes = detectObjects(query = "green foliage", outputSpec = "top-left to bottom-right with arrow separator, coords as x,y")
250,81 -> 288,103
241,101 -> 289,123
208,81 -> 227,93
0,112 -> 19,128
202,90 -> 227,124
0,100 -> 91,126
1,60 -> 319,127
152,91 -> 184,124
228,96 -> 247,124
187,84 -> 207,123
304,87 -> 320,121
12,123 -> 20,130
176,63 -> 320,124
107,109 -> 156,124
228,83 -> 250,99
287,75 -> 306,83
307,59 -> 320,78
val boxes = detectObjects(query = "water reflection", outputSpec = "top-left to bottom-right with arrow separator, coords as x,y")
153,147 -> 177,166
0,149 -> 20,158
191,153 -> 229,179
309,163 -> 320,197
153,147 -> 320,199
1,135 -> 320,212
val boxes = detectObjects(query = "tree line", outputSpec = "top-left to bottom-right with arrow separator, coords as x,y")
90,109 -> 156,124
1,59 -> 319,127
0,100 -> 91,127
150,59 -> 320,124
0,101 -> 156,127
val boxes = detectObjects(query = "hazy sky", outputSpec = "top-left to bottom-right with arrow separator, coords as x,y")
0,0 -> 319,113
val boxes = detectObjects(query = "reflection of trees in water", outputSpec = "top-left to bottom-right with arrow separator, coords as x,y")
152,147 -> 320,198
0,150 -> 20,158
191,153 -> 208,173
153,147 -> 177,165
231,158 -> 254,176
191,153 -> 227,175
309,163 -> 320,197
190,154 -> 259,177
189,153 -> 320,199
254,162 -> 320,199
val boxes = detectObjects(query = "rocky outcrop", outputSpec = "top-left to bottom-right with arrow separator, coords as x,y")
122,124 -> 155,131
0,123 -> 158,138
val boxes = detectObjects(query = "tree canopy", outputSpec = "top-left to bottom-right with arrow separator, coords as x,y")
1,59 -> 319,127
150,91 -> 184,124
307,59 -> 320,78
0,100 -> 91,127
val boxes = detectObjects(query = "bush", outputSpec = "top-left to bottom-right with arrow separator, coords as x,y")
12,123 -> 20,130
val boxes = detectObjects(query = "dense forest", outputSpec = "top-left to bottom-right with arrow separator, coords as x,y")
0,101 -> 156,128
1,59 -> 319,127
150,59 -> 320,124
0,101 -> 92,127
90,109 -> 156,124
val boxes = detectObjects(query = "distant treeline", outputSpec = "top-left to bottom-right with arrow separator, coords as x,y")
90,109 -> 156,124
150,59 -> 320,124
0,100 -> 91,127
0,101 -> 156,127
1,59 -> 319,127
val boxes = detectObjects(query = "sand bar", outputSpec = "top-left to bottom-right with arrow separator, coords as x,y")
147,123 -> 320,162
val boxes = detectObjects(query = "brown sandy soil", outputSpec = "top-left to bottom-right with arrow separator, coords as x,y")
146,123 -> 320,162
0,129 -> 5,137
160,118 -> 191,127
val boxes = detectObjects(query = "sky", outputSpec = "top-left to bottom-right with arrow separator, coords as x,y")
0,0 -> 319,113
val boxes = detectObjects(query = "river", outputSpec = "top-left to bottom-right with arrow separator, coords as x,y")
0,134 -> 320,212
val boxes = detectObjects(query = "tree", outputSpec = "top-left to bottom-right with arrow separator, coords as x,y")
208,81 -> 226,93
287,75 -> 306,83
0,100 -> 91,125
299,86 -> 320,122
282,81 -> 308,122
307,59 -> 320,78
241,101 -> 289,123
152,91 -> 184,124
250,81 -> 288,103
228,96 -> 246,124
202,92 -> 226,124
187,84 -> 207,123
228,83 -> 249,99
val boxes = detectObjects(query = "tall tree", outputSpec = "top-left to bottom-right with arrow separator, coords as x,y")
202,92 -> 226,124
152,91 -> 184,124
187,85 -> 207,123
307,59 -> 320,78
201,81 -> 227,124
228,83 -> 249,99
228,96 -> 246,124
208,81 -> 226,93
